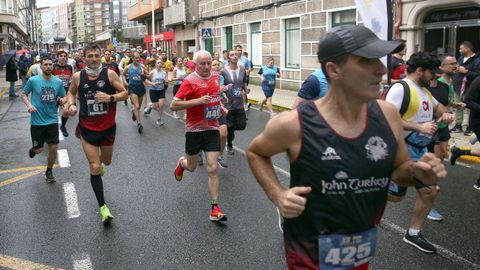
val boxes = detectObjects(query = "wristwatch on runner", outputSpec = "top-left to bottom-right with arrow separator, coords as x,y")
110,95 -> 115,102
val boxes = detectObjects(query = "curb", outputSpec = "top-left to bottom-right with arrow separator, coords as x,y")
247,98 -> 291,112
455,146 -> 480,165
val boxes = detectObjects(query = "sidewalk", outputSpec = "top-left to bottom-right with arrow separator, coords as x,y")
247,83 -> 480,165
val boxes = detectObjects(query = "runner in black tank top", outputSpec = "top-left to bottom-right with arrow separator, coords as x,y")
66,43 -> 128,224
285,100 -> 397,268
247,25 -> 447,270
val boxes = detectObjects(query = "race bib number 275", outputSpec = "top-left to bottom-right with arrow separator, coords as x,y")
318,227 -> 378,270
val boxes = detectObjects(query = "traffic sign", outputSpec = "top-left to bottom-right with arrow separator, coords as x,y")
201,28 -> 212,39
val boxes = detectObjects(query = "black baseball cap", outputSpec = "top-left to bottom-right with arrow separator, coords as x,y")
317,25 -> 403,62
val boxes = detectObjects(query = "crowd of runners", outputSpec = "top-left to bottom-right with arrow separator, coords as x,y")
11,23 -> 480,269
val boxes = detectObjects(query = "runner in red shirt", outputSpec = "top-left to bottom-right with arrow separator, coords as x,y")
170,50 -> 227,222
52,50 -> 74,137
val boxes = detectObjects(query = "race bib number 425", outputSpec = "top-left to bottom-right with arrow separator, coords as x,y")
87,100 -> 108,116
318,227 -> 378,270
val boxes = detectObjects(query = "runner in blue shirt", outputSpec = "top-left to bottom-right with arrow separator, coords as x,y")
256,57 -> 281,117
21,57 -> 66,183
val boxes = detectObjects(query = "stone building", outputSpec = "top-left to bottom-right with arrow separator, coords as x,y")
195,0 -> 480,90
198,0 -> 359,90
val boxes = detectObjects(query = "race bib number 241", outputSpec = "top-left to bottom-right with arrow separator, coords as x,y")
318,227 -> 378,270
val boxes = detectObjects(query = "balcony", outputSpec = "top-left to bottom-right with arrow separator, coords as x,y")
127,0 -> 163,21
164,1 -> 186,27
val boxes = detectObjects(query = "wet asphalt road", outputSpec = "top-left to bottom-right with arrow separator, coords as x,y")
0,92 -> 479,270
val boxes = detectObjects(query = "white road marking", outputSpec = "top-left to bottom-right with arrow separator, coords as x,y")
58,115 -> 64,141
381,219 -> 480,269
72,253 -> 93,270
63,182 -> 80,219
57,149 -> 71,168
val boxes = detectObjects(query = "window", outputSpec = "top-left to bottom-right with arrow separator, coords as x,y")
284,18 -> 300,69
225,26 -> 232,50
250,22 -> 261,66
331,9 -> 356,28
0,0 -> 13,14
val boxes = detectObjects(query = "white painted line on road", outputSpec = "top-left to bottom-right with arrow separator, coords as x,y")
63,182 -> 80,219
72,253 -> 93,270
58,115 -> 64,141
380,219 -> 480,269
57,149 -> 71,168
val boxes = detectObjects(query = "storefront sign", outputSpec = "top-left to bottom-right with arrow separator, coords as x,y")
144,31 -> 175,43
424,7 -> 480,23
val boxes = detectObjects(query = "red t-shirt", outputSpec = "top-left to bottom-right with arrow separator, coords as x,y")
174,72 -> 221,132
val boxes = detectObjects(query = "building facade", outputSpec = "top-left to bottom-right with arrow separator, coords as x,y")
164,0 -> 196,57
57,3 -> 70,38
194,0 -> 480,90
41,7 -> 57,45
0,0 -> 38,55
399,0 -> 480,60
198,0 -> 356,90
128,0 -> 170,52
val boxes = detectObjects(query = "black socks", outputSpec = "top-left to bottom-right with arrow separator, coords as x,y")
90,174 -> 105,207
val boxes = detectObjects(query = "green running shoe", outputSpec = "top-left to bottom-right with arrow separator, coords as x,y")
100,204 -> 114,224
100,163 -> 106,176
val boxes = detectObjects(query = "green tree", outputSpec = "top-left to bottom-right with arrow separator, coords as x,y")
84,32 -> 92,44
112,22 -> 124,42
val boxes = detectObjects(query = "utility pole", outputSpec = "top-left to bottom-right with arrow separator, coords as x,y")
151,0 -> 155,50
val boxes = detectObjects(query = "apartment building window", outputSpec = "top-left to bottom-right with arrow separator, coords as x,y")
284,18 -> 300,69
249,22 -> 261,66
225,26 -> 232,51
331,9 -> 356,28
0,0 -> 13,14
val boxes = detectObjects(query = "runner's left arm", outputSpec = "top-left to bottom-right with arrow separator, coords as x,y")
104,70 -> 128,102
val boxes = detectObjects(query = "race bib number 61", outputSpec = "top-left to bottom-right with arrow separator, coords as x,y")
319,227 -> 378,269
87,100 -> 108,116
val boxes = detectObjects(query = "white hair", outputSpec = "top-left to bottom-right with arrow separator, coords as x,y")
193,50 -> 212,64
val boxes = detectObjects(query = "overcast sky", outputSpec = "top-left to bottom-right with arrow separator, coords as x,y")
36,0 -> 72,8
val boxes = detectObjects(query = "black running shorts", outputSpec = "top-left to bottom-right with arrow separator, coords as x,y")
433,126 -> 450,143
149,90 -> 166,103
185,130 -> 220,156
76,124 -> 116,146
31,123 -> 59,149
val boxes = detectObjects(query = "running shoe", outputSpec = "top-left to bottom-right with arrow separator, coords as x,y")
198,152 -> 204,166
470,135 -> 478,145
60,125 -> 69,137
143,105 -> 152,115
473,179 -> 480,190
227,145 -> 234,155
132,110 -> 136,122
450,146 -> 461,165
100,163 -> 106,177
155,118 -> 164,126
138,124 -> 143,134
450,125 -> 462,133
464,129 -> 473,136
427,209 -> 444,222
100,204 -> 114,224
172,111 -> 179,119
209,205 -> 227,222
217,155 -> 228,168
174,156 -> 185,181
403,232 -> 437,254
29,148 -> 36,158
45,170 -> 56,183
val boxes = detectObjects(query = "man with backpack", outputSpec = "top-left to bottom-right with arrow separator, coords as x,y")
385,52 -> 454,254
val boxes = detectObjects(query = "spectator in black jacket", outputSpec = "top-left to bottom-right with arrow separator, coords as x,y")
451,75 -> 480,190
451,41 -> 480,134
6,57 -> 18,97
